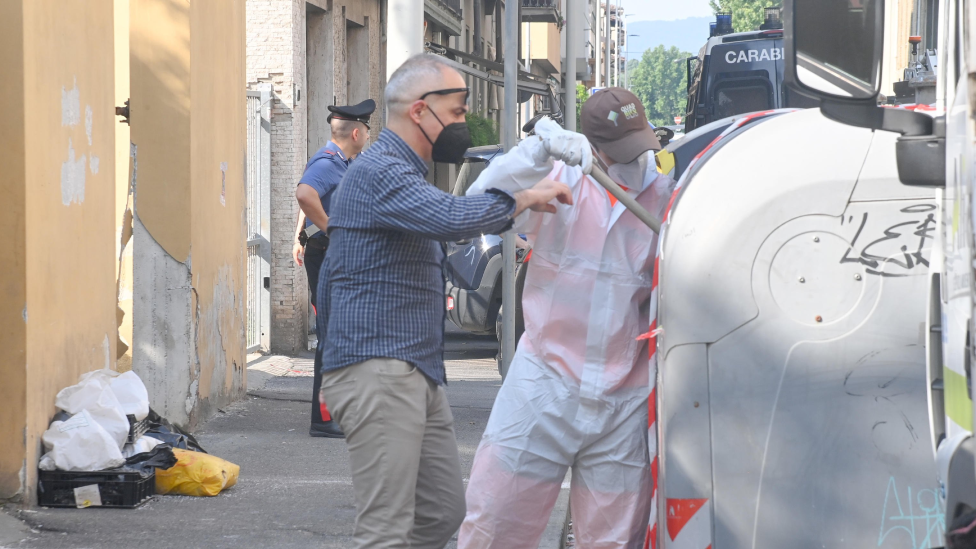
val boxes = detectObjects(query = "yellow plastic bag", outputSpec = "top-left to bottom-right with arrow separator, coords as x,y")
155,448 -> 240,496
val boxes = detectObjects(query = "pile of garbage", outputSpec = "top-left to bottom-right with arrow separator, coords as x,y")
37,369 -> 239,508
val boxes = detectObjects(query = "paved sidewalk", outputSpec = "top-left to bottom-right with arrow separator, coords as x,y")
6,336 -> 570,548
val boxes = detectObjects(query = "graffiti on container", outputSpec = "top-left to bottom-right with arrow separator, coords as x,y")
877,476 -> 944,548
841,204 -> 936,277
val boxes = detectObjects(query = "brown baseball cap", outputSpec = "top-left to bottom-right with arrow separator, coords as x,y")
581,87 -> 661,163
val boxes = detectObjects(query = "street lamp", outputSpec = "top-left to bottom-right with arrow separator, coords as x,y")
624,34 -> 639,89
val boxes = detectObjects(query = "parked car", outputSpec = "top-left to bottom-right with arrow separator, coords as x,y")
444,146 -> 528,376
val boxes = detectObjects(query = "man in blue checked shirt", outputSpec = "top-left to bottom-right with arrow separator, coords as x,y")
316,54 -> 587,549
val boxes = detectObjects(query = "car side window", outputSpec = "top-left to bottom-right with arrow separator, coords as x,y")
453,159 -> 489,197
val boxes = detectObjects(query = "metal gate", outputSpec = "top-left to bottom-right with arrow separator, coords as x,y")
246,87 -> 271,353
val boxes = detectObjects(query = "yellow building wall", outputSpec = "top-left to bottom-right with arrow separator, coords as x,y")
0,0 -> 117,502
0,0 -> 245,502
130,0 -> 192,263
189,0 -> 247,411
0,0 -> 28,502
129,0 -> 246,426
521,22 -> 561,75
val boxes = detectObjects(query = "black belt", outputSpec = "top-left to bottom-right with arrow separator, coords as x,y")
305,235 -> 329,249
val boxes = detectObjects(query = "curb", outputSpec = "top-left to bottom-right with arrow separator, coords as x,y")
0,508 -> 30,549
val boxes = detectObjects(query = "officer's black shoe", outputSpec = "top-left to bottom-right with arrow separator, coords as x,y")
309,420 -> 345,438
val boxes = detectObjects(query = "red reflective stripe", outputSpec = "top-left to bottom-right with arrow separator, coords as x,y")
319,397 -> 331,421
648,388 -> 657,426
647,524 -> 657,549
666,498 -> 709,542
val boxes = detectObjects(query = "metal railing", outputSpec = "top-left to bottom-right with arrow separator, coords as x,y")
521,0 -> 558,6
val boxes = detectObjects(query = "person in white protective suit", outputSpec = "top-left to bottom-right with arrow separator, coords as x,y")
458,88 -> 676,548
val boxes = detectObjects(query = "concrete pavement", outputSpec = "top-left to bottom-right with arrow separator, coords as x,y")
3,333 -> 570,548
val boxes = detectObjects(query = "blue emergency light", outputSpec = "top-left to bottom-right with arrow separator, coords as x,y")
710,13 -> 734,37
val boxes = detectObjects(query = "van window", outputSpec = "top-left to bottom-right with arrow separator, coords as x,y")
711,78 -> 774,119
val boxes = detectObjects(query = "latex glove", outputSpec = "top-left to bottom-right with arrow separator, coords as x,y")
534,117 -> 593,175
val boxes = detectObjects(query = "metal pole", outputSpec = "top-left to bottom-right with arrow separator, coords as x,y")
565,0 -> 579,131
525,20 -> 532,132
614,17 -> 621,86
501,0 -> 519,375
386,0 -> 424,80
594,0 -> 601,88
604,1 -> 611,86
589,166 -> 660,233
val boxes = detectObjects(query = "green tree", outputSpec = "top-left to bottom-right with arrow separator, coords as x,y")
465,112 -> 499,147
709,0 -> 781,33
627,45 -> 691,127
576,82 -> 587,122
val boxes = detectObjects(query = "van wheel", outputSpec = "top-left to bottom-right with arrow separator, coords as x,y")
496,262 -> 527,379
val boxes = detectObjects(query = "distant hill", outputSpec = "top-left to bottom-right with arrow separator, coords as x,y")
625,17 -> 712,60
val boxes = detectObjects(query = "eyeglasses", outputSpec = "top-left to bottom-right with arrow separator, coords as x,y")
419,87 -> 471,104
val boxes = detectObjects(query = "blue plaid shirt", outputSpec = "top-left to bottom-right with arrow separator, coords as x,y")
318,129 -> 516,384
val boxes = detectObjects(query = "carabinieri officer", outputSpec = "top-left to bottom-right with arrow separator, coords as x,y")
295,98 -> 375,438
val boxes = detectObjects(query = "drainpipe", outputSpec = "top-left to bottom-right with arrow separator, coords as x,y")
495,0 -> 503,62
474,0 -> 483,57
565,0 -> 579,131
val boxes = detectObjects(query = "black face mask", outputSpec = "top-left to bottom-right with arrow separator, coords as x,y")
419,107 -> 472,163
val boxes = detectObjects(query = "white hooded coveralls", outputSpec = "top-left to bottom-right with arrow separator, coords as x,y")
458,135 -> 675,549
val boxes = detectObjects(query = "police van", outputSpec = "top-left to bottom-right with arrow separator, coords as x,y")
684,10 -> 816,133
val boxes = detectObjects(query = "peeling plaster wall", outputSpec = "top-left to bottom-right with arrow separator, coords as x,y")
132,216 -> 195,426
0,0 -> 117,504
130,0 -> 247,430
189,0 -> 248,424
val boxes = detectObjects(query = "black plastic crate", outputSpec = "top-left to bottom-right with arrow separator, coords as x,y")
38,469 -> 155,509
127,415 -> 150,444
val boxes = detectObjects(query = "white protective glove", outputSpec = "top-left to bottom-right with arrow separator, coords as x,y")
534,117 -> 593,175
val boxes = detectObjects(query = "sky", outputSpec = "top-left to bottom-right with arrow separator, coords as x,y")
618,0 -> 713,22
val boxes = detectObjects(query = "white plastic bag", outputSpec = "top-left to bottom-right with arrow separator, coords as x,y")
110,371 -> 150,421
121,435 -> 162,459
39,410 -> 125,471
54,370 -> 129,449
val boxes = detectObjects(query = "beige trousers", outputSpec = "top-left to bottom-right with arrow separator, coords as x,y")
320,358 -> 466,549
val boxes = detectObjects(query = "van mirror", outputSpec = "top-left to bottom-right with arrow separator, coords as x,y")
896,116 -> 946,187
783,0 -> 884,102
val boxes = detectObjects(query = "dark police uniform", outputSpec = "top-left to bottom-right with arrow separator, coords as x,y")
299,99 -> 374,436
300,141 -> 347,306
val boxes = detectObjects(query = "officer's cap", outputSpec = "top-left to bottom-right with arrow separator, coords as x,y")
327,99 -> 376,127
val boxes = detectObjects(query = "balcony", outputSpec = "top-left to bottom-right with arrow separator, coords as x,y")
425,0 -> 462,37
522,0 -> 561,24
521,22 -> 561,75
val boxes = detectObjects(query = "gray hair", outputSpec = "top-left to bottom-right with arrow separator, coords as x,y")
330,118 -> 358,140
384,54 -> 457,117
